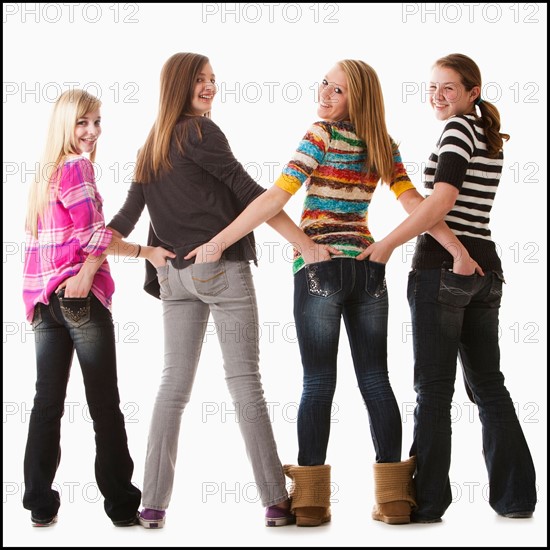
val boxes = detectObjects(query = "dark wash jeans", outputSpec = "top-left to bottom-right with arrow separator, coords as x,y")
408,266 -> 537,520
23,291 -> 141,522
293,257 -> 402,466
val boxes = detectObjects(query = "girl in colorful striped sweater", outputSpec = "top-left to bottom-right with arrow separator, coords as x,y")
186,59 -> 478,525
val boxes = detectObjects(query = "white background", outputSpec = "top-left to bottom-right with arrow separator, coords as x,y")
3,3 -> 547,547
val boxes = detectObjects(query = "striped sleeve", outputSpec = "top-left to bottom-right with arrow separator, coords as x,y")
389,140 -> 415,198
58,158 -> 112,256
433,116 -> 475,190
275,121 -> 331,195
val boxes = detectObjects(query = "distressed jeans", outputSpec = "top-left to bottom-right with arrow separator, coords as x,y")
408,266 -> 537,521
142,259 -> 287,509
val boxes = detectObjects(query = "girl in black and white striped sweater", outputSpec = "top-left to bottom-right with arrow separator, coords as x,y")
359,53 -> 537,523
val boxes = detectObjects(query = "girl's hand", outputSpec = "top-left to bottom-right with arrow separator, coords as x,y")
355,240 -> 393,263
184,242 -> 223,264
56,271 -> 94,298
301,243 -> 342,264
143,246 -> 177,268
452,254 -> 484,276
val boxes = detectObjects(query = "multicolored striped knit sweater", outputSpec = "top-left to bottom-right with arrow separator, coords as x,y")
275,120 -> 415,273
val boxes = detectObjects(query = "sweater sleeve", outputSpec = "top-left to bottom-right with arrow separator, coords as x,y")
433,116 -> 475,190
185,117 -> 266,207
389,140 -> 416,198
275,121 -> 330,195
58,158 -> 112,256
107,181 -> 146,238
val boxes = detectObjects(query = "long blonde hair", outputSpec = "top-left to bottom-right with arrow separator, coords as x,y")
434,53 -> 509,157
338,60 -> 394,185
134,52 -> 211,183
26,89 -> 101,238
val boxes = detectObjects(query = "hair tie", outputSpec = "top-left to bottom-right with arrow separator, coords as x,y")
475,97 -> 483,106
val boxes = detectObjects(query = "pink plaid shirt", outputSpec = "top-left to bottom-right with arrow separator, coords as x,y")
23,156 -> 114,322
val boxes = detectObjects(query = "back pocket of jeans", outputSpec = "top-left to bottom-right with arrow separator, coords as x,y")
365,260 -> 387,298
58,296 -> 91,327
156,264 -> 172,298
305,260 -> 342,298
191,259 -> 229,296
437,269 -> 475,307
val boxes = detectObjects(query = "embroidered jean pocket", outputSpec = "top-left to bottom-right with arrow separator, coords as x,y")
191,259 -> 229,296
156,264 -> 172,299
437,269 -> 475,307
58,295 -> 91,327
365,260 -> 387,299
305,260 -> 342,298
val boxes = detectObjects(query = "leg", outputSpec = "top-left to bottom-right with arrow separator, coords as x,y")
197,260 -> 287,507
142,264 -> 210,510
294,260 -> 344,467
59,292 -> 141,523
459,271 -> 536,515
408,267 -> 470,521
343,259 -> 401,463
23,301 -> 73,521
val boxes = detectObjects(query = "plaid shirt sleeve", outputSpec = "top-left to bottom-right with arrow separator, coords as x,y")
58,158 -> 112,256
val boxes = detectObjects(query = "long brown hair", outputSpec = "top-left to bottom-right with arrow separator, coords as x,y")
338,60 -> 394,185
134,52 -> 210,183
434,53 -> 509,157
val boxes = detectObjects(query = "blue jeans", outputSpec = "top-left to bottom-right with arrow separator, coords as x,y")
408,266 -> 537,520
23,292 -> 141,522
293,258 -> 402,466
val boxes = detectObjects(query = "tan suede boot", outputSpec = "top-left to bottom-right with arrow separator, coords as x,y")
372,456 -> 416,525
284,464 -> 331,527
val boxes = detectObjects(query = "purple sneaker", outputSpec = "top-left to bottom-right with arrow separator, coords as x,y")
265,504 -> 295,527
139,508 -> 166,529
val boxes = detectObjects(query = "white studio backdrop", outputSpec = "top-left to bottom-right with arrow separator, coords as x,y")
3,3 -> 547,547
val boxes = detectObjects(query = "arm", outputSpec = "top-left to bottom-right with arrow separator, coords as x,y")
105,233 -> 176,268
58,160 -> 174,297
184,122 -> 340,263
266,209 -> 341,264
107,181 -> 147,238
182,186 -> 290,263
357,185 -> 483,275
358,120 -> 482,274
60,234 -> 176,297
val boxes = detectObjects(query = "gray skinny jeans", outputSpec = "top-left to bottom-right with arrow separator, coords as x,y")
142,259 -> 288,509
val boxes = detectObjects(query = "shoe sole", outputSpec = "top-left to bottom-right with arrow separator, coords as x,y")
502,512 -> 533,519
372,513 -> 411,525
113,517 -> 140,527
411,517 -> 442,524
296,515 -> 331,527
139,517 -> 166,529
265,516 -> 296,527
31,515 -> 58,527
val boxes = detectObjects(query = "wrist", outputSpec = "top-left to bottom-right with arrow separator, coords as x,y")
381,236 -> 398,252
208,240 -> 225,254
446,242 -> 467,261
293,234 -> 314,253
141,245 -> 154,260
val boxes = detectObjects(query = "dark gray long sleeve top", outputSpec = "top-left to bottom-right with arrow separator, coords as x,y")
108,116 -> 266,298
